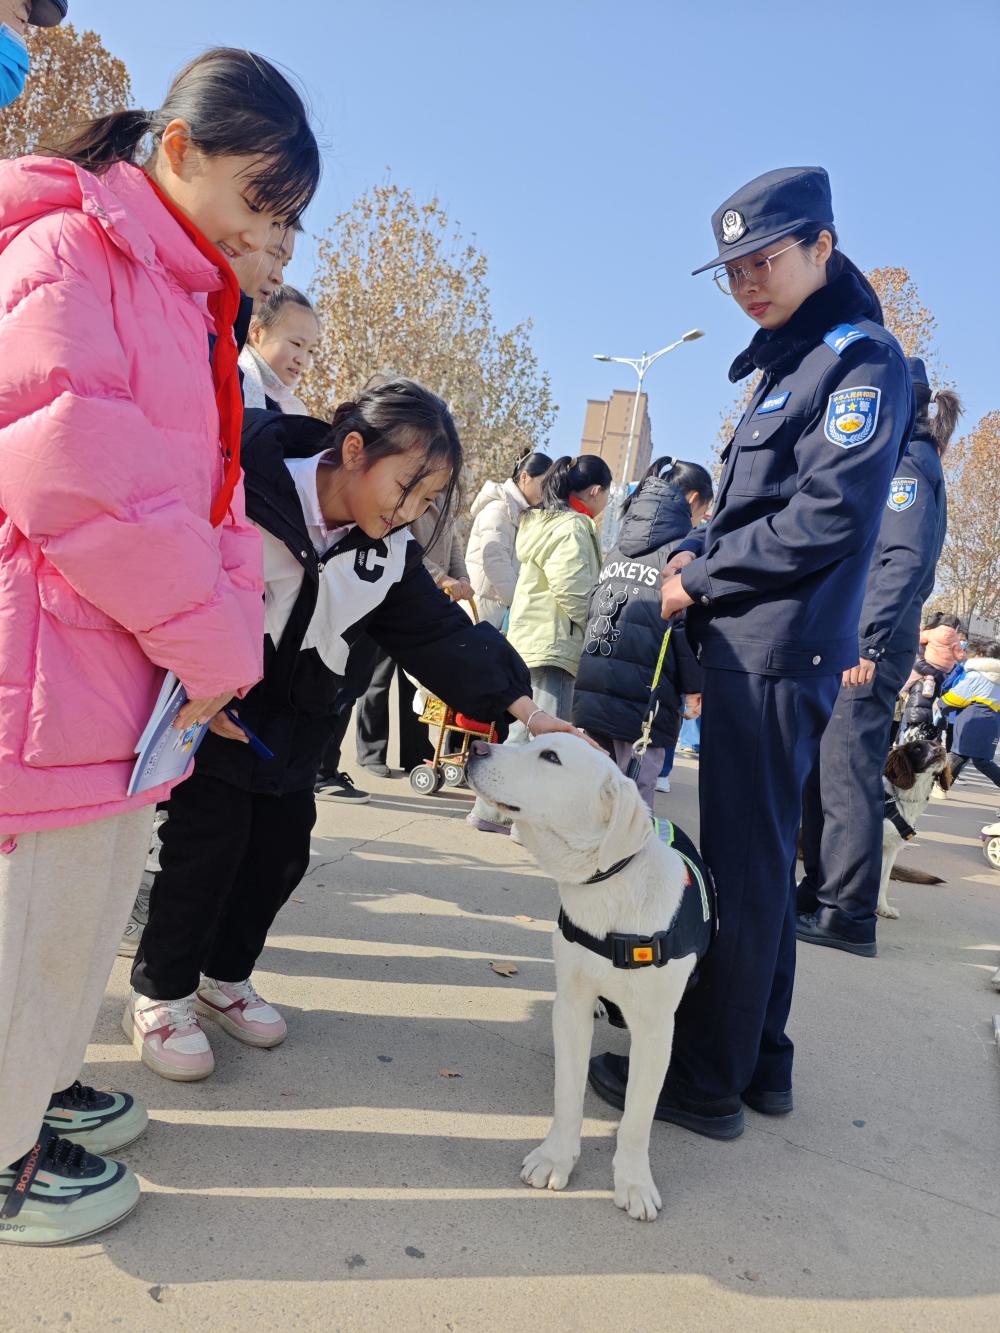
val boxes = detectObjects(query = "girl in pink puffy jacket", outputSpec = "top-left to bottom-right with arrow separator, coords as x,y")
0,48 -> 319,1247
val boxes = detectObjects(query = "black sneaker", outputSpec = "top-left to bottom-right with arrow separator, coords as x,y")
0,1126 -> 139,1246
795,912 -> 876,957
588,1053 -> 745,1140
315,771 -> 371,803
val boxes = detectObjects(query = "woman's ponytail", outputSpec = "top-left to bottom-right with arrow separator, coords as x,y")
510,449 -> 552,482
45,108 -> 152,172
798,224 -> 884,323
913,384 -> 963,457
930,388 -> 963,455
538,454 -> 612,510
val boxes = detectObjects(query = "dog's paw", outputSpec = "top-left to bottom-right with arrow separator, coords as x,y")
876,902 -> 900,920
613,1164 -> 662,1222
521,1142 -> 577,1191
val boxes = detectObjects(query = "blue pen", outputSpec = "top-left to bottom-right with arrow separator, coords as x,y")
222,708 -> 274,761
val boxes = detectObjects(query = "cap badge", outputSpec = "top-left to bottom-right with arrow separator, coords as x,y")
721,209 -> 747,244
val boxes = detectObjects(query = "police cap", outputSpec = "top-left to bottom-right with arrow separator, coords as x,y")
693,166 -> 834,276
906,357 -> 930,389
29,0 -> 67,25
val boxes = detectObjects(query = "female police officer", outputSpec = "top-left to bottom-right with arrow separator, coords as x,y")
589,166 -> 913,1138
796,360 -> 961,955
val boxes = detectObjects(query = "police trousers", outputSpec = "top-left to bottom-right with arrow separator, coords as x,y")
798,650 -> 912,941
665,667 -> 839,1103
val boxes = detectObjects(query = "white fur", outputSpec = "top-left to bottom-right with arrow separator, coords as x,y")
466,734 -> 695,1222
877,737 -> 950,920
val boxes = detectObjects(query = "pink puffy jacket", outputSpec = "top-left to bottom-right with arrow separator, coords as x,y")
0,157 -> 264,833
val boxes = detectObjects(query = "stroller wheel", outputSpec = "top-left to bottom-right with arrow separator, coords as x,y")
441,761 -> 465,787
409,763 -> 442,795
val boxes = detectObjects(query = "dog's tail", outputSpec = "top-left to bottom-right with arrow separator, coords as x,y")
890,864 -> 945,885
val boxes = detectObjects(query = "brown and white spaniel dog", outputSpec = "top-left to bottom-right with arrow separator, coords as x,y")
877,729 -> 952,920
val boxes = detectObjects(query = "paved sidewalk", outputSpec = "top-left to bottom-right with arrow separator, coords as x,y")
4,758 -> 1000,1331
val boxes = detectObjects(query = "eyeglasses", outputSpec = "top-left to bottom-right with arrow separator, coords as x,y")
712,237 -> 808,297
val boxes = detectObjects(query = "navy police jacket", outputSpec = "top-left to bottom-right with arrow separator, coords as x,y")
573,480 -> 701,748
680,273 -> 914,676
195,410 -> 531,794
856,429 -> 946,661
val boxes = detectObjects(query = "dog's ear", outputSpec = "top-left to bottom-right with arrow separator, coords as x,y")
596,767 -> 650,871
937,761 -> 953,792
885,745 -> 916,791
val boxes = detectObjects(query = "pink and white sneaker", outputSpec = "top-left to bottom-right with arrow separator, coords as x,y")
121,992 -> 215,1082
195,977 -> 287,1049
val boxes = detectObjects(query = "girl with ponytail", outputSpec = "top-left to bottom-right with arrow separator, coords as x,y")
0,49 -> 319,1243
465,448 -> 552,628
468,454 -> 611,834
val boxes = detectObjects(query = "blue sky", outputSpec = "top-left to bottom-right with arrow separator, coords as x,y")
79,0 -> 996,467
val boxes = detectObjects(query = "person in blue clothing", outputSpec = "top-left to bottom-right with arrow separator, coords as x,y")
589,166 -> 914,1140
572,456 -> 711,807
796,360 -> 962,955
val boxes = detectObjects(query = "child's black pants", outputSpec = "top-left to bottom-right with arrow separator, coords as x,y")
131,772 -> 316,1001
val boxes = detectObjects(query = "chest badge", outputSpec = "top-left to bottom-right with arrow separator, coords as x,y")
887,477 -> 918,511
824,386 -> 881,448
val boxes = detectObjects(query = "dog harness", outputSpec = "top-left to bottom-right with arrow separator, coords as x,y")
558,819 -> 717,969
883,793 -> 916,842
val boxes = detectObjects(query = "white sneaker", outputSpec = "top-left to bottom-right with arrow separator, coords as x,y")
122,992 -> 214,1082
195,977 -> 287,1048
655,776 -> 671,794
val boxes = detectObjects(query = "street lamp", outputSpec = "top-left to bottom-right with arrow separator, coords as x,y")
594,331 -> 704,551
593,328 -> 704,492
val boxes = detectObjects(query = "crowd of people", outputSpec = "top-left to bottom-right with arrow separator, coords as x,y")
0,5 -> 995,1250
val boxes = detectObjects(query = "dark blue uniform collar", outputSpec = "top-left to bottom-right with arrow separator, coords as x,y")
728,272 -> 881,384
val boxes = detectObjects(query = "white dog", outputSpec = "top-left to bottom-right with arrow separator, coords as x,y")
877,730 -> 951,920
466,733 -> 713,1222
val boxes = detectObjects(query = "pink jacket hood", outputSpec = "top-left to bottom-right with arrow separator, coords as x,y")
0,157 -> 264,833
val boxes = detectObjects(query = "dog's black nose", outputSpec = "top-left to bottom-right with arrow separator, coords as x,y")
469,740 -> 491,758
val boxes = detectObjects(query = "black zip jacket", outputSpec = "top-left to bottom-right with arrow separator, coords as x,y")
572,480 -> 701,749
194,410 -> 531,794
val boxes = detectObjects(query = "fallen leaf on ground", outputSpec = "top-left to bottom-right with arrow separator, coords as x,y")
490,961 -> 519,977
514,914 -> 533,922
437,1068 -> 462,1078
291,897 -> 304,903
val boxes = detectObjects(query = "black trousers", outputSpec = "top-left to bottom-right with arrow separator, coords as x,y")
948,753 -> 1000,788
318,707 -> 352,779
355,648 -> 432,772
131,771 -> 317,1001
664,667 -> 839,1103
798,650 -> 912,942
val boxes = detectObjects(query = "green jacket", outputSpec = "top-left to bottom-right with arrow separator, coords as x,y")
507,507 -> 602,676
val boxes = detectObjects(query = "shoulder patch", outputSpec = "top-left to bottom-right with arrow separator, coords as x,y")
824,323 -> 870,356
824,386 -> 881,448
756,391 -> 790,415
887,477 -> 917,511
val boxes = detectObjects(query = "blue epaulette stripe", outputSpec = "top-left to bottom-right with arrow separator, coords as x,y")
824,323 -> 869,356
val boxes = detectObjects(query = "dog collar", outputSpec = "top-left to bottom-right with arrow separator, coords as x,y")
583,854 -> 637,885
883,794 -> 916,841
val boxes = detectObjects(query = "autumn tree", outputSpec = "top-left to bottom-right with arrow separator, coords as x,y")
303,183 -> 557,504
0,23 -> 132,159
935,411 -> 1000,625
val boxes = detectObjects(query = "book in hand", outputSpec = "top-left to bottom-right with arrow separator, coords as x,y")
127,673 -> 210,796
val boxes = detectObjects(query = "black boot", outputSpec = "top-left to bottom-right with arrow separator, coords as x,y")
588,1053 -> 745,1141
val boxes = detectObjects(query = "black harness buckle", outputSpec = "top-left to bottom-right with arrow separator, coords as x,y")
607,932 -> 661,969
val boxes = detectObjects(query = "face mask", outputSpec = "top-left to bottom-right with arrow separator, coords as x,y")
0,23 -> 29,108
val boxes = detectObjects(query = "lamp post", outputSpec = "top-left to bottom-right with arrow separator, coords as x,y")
593,329 -> 704,548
